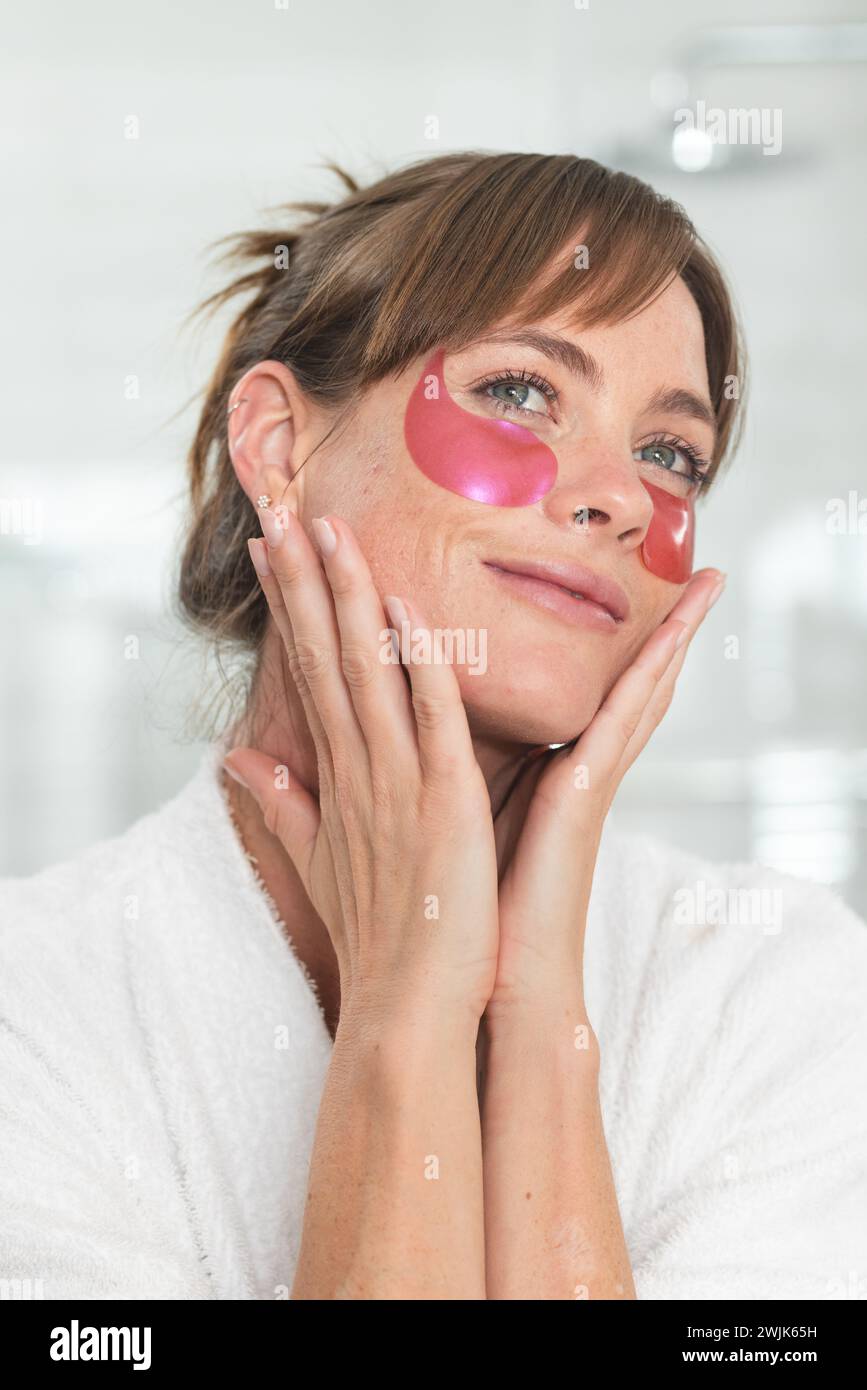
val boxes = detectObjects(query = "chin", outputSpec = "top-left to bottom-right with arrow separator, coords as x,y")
460,667 -> 608,749
467,708 -> 599,749
415,592 -> 638,749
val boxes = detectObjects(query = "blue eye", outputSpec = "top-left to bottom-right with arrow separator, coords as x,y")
635,437 -> 708,485
488,380 -> 548,413
472,368 -> 557,419
639,442 -> 683,472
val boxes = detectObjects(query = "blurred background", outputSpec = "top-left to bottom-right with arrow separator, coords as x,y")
2,0 -> 865,912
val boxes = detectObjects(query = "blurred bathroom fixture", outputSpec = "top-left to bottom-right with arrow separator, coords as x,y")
606,22 -> 867,176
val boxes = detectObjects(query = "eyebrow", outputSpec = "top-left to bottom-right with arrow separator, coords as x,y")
471,328 -> 718,444
474,328 -> 604,388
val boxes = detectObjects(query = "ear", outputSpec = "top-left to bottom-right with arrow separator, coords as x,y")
227,359 -> 317,516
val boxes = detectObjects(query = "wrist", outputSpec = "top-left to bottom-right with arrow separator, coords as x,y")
483,990 -> 598,1059
337,990 -> 481,1060
328,1004 -> 479,1121
479,998 -> 601,1144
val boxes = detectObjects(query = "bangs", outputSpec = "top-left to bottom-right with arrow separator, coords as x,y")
363,154 -> 696,370
359,152 -> 740,482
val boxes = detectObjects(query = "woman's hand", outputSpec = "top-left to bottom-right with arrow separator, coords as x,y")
489,566 -> 725,1020
228,508 -> 496,1298
480,566 -> 725,1300
224,509 -> 500,1034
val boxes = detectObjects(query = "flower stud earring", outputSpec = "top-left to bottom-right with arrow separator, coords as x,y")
256,495 -> 272,509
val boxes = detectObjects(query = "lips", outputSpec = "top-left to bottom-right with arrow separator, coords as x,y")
483,557 -> 630,625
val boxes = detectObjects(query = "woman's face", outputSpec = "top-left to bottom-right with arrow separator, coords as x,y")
281,274 -> 715,747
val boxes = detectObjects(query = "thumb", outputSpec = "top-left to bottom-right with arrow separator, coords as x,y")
223,748 -> 320,887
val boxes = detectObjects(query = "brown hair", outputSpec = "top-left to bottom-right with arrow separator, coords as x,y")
176,150 -> 745,683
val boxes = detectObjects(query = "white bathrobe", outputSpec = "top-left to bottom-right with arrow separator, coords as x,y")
1,740 -> 865,1301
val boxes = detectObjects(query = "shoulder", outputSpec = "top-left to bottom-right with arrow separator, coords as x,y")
592,829 -> 867,1298
0,743 -> 229,939
590,823 -> 867,1078
0,755 -> 210,1003
0,746 -> 235,1122
591,823 -> 867,1010
0,748 -> 232,1298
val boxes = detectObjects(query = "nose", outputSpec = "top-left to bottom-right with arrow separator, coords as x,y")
540,437 -> 654,553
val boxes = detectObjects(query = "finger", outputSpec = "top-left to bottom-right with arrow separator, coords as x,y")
223,747 -> 320,890
258,507 -> 365,766
247,536 -> 334,784
387,595 -> 478,783
586,568 -> 725,765
582,618 -> 688,770
665,568 -> 725,635
309,514 -> 418,757
248,537 -> 295,656
512,623 -> 681,849
611,570 -> 726,777
513,571 -> 727,837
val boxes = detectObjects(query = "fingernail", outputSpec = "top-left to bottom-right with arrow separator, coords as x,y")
259,508 -> 285,549
706,576 -> 726,611
311,516 -> 337,557
247,537 -> 271,578
384,594 -> 408,630
223,759 -> 249,790
673,620 -> 690,650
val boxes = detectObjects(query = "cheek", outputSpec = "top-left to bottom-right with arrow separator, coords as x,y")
403,349 -> 557,506
402,348 -> 695,582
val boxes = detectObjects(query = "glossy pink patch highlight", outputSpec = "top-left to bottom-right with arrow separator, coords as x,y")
403,349 -> 558,507
640,481 -> 695,584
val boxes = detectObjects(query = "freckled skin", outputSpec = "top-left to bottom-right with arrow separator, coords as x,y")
404,347 -> 696,583
279,274 -> 713,747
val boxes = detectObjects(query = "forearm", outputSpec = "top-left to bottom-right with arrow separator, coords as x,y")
480,995 -> 636,1300
292,1006 -> 486,1299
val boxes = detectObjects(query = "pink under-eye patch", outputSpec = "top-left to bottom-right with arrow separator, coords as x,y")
640,482 -> 695,584
402,347 -> 695,584
403,349 -> 557,506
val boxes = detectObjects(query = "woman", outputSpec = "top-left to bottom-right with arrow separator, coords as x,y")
2,152 -> 865,1301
